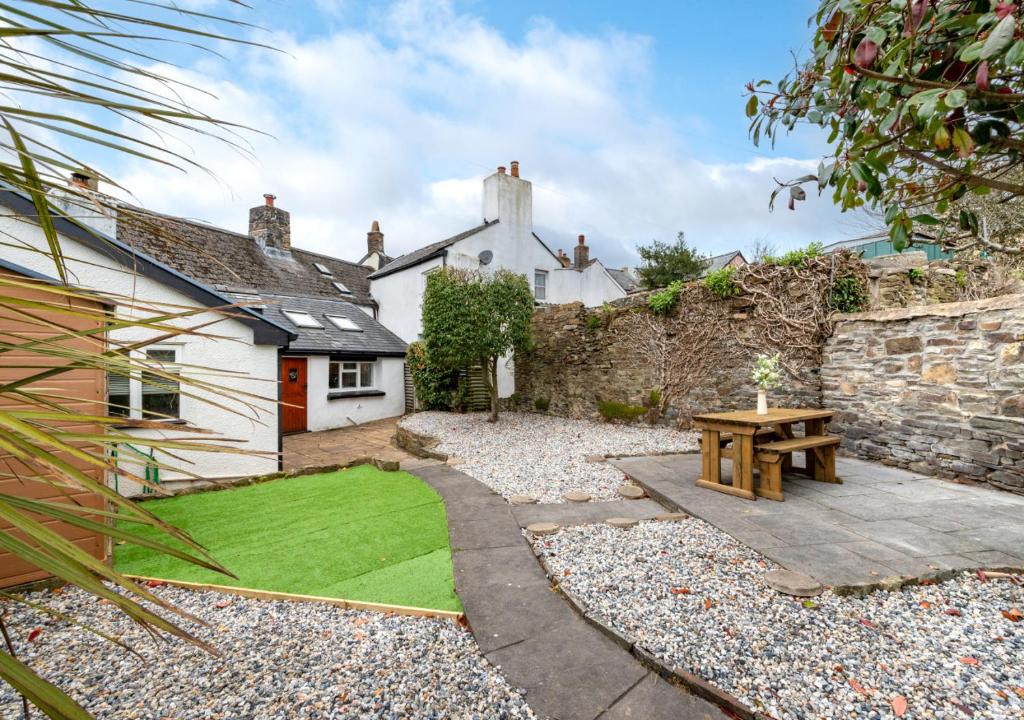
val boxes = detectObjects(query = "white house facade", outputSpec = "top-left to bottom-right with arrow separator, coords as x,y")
369,162 -> 635,396
0,188 -> 293,495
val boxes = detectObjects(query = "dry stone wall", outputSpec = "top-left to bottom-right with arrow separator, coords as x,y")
823,294 -> 1024,492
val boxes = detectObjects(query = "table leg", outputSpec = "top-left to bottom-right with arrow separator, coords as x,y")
804,418 -> 825,478
733,432 -> 755,497
701,430 -> 721,485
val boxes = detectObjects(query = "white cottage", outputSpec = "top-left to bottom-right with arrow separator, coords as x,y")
0,187 -> 294,494
369,162 -> 635,396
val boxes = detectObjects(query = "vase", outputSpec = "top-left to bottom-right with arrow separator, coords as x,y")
757,389 -> 768,415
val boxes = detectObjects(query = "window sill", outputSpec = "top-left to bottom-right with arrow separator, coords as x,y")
110,418 -> 187,430
327,389 -> 385,400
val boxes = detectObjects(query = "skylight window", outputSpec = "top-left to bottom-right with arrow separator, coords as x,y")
314,263 -> 332,276
332,281 -> 352,294
282,310 -> 322,329
327,315 -> 363,332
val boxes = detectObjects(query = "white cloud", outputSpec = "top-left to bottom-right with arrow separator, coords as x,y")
106,0 -> 862,269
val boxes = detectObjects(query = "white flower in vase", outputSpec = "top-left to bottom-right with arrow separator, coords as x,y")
751,353 -> 782,415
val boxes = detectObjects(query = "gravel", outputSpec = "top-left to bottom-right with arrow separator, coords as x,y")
533,520 -> 1024,720
0,585 -> 535,720
401,411 -> 698,503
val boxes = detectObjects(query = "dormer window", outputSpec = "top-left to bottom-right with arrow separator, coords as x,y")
314,263 -> 332,276
282,310 -> 322,329
332,281 -> 352,294
326,315 -> 362,332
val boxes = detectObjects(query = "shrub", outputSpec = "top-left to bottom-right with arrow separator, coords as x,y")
907,268 -> 925,284
451,377 -> 471,412
586,314 -> 603,329
598,400 -> 647,423
644,388 -> 662,408
703,267 -> 738,298
534,396 -> 551,412
647,280 -> 684,314
765,241 -> 824,267
406,341 -> 459,410
955,269 -> 968,289
508,392 -> 522,408
829,274 -> 867,313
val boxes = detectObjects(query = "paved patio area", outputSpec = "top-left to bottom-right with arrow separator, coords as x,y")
283,417 -> 409,472
611,453 -> 1024,590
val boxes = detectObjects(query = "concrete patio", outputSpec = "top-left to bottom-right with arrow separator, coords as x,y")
283,417 -> 409,472
611,453 -> 1024,590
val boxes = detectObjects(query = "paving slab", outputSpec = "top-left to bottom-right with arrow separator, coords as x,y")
511,499 -> 665,528
612,454 -> 1024,590
409,464 -> 713,720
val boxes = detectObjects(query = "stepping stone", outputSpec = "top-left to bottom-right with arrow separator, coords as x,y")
764,569 -> 823,597
508,494 -> 539,505
584,454 -> 606,463
655,512 -> 689,522
617,485 -> 645,499
563,491 -> 591,503
526,522 -> 560,536
606,517 -> 639,529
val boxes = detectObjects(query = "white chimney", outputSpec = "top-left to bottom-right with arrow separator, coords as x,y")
482,161 -> 532,233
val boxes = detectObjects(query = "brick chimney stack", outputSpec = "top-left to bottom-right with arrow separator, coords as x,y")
249,193 -> 291,253
556,249 -> 571,268
367,220 -> 385,257
574,234 -> 590,268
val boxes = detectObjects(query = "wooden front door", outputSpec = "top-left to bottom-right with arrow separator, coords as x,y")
281,357 -> 308,434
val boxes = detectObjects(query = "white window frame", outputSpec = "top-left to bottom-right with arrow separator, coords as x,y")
326,314 -> 363,332
108,345 -> 182,420
283,309 -> 323,328
534,269 -> 548,300
314,262 -> 332,276
328,359 -> 376,391
332,281 -> 352,295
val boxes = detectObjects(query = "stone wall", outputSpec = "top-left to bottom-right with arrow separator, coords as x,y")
823,294 -> 1024,492
514,287 -> 824,426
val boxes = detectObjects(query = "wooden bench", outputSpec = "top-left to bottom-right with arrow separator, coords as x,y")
754,434 -> 841,501
716,428 -> 777,458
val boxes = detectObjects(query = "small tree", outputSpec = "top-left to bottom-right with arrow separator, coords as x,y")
636,232 -> 709,289
421,269 -> 534,422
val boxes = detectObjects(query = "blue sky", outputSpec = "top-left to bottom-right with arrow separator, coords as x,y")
97,0 -> 872,267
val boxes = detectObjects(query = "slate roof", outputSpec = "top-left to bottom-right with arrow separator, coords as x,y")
368,221 -> 498,280
254,293 -> 407,357
606,267 -> 640,293
117,207 -> 375,305
703,250 -> 748,275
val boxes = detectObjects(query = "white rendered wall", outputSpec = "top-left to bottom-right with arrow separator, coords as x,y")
303,356 -> 405,430
549,262 -> 627,307
0,213 -> 280,492
371,255 -> 444,343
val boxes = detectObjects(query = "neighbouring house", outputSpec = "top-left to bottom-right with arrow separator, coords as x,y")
368,162 -> 631,396
0,259 -> 109,587
113,194 -> 409,436
0,186 -> 294,496
702,250 -> 748,276
822,231 -> 953,261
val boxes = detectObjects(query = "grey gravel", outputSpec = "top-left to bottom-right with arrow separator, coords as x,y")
533,519 -> 1024,720
400,412 -> 698,503
0,585 -> 536,719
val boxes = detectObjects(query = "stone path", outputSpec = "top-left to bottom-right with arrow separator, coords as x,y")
511,498 -> 666,529
407,460 -> 716,720
283,417 -> 409,471
612,453 -> 1024,590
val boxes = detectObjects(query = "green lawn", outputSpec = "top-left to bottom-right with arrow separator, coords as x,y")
115,465 -> 460,611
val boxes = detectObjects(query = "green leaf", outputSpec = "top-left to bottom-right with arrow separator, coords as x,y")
981,14 -> 1016,59
944,89 -> 967,108
802,599 -> 820,609
1005,39 -> 1024,66
745,94 -> 759,118
911,214 -> 941,226
959,40 -> 985,62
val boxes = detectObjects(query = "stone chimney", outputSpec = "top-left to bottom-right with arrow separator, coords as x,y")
556,249 -> 571,268
249,193 -> 291,254
367,220 -> 385,257
483,161 -> 532,230
574,234 -> 590,268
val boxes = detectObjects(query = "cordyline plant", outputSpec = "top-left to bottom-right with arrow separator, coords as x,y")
421,268 -> 534,422
0,2 -> 274,718
747,0 -> 1024,258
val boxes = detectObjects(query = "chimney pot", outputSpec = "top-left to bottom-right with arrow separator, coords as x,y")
367,220 -> 385,258
510,160 -> 520,178
250,196 -> 290,252
69,169 -> 98,191
264,193 -> 276,207
497,165 -> 506,175
578,234 -> 585,245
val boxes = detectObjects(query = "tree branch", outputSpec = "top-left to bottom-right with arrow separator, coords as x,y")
905,150 -> 1024,195
852,65 -> 1024,103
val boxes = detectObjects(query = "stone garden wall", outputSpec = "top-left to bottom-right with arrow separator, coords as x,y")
823,294 -> 1024,493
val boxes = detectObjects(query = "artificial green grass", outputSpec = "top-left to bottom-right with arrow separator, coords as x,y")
114,465 -> 460,612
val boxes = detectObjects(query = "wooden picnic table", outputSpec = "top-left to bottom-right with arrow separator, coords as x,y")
691,408 -> 838,501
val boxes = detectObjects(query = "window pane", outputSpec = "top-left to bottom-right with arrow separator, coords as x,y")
342,370 -> 357,388
360,362 -> 373,388
142,348 -> 180,419
328,362 -> 339,389
534,271 -> 547,300
343,362 -> 356,371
